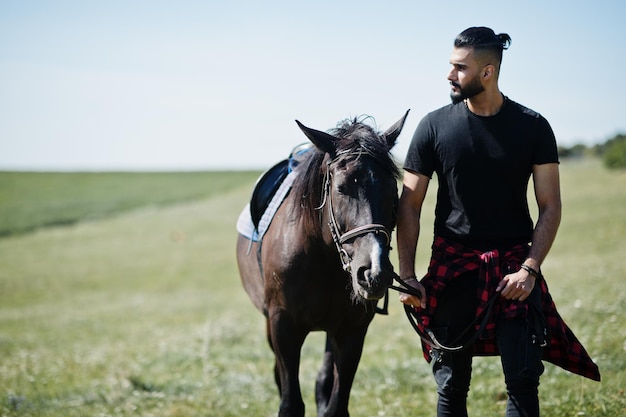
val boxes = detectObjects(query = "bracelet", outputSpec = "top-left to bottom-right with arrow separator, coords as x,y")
402,275 -> 418,282
520,264 -> 540,279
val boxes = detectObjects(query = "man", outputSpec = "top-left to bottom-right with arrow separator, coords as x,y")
397,27 -> 600,417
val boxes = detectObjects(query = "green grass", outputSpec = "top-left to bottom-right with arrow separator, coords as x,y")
0,159 -> 624,416
0,171 -> 261,236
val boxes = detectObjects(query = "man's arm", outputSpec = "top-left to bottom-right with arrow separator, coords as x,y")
525,162 -> 562,269
397,170 -> 430,308
498,163 -> 561,300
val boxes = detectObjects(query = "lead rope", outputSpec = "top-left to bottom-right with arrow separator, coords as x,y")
389,276 -> 501,353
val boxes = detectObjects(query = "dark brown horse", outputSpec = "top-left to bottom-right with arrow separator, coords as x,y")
236,112 -> 409,417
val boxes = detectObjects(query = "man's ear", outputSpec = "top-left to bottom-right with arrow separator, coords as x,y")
483,64 -> 495,80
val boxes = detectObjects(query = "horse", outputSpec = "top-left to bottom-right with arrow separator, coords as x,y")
236,111 -> 409,417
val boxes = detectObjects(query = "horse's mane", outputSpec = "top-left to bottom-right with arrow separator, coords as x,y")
291,116 -> 400,237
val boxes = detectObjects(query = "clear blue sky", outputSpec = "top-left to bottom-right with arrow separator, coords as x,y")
1,0 -> 624,171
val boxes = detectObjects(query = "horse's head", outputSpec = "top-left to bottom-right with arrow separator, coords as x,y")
294,111 -> 409,302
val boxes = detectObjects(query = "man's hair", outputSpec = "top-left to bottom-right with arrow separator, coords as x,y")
454,27 -> 511,65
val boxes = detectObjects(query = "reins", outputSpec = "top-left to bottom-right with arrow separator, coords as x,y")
389,276 -> 501,353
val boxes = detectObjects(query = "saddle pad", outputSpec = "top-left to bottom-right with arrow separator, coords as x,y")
237,143 -> 311,242
236,169 -> 297,242
250,159 -> 289,229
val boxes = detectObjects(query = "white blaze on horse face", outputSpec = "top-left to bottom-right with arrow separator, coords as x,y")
353,235 -> 385,288
352,235 -> 389,300
368,240 -> 384,279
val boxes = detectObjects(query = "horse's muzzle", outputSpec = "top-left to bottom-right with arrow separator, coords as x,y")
355,265 -> 394,300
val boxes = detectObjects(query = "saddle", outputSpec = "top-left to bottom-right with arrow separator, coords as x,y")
249,159 -> 289,230
249,143 -> 312,230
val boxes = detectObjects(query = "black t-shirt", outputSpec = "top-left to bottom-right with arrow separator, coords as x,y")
404,97 -> 559,246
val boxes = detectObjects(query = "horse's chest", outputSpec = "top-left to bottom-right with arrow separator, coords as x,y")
294,297 -> 373,331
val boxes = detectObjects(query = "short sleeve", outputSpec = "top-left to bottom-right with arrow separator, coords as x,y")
532,116 -> 559,165
404,114 -> 436,177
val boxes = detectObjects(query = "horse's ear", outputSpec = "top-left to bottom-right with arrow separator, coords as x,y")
382,109 -> 410,149
295,120 -> 337,156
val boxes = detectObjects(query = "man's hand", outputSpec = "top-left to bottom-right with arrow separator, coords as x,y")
496,269 -> 536,301
398,277 -> 427,309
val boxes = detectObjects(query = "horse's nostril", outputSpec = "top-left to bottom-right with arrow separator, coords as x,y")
357,266 -> 372,286
358,266 -> 393,289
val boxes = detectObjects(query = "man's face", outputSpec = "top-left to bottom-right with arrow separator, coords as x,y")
447,47 -> 484,104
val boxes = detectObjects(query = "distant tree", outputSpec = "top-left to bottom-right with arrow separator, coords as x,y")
603,134 -> 626,169
558,145 -> 575,158
591,143 -> 606,157
558,143 -> 591,159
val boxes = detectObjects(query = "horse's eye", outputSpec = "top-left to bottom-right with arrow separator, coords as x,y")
336,181 -> 350,193
336,176 -> 359,196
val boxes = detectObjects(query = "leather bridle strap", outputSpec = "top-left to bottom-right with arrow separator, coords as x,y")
339,224 -> 390,245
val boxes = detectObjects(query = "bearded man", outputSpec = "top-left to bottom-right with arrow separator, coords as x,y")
397,26 -> 600,417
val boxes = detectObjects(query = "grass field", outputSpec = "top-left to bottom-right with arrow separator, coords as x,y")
0,159 -> 624,417
0,171 -> 258,237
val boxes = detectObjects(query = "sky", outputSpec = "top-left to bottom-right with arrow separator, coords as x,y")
1,0 -> 625,171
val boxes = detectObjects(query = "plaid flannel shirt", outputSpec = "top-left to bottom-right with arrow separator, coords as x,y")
414,236 -> 601,382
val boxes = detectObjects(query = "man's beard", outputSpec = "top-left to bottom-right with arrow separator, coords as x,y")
450,77 -> 484,104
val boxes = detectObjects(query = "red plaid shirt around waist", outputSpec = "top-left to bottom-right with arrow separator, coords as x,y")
413,236 -> 601,382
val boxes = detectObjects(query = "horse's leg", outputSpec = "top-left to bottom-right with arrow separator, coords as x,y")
315,335 -> 335,416
265,318 -> 283,393
268,308 -> 308,417
321,324 -> 370,417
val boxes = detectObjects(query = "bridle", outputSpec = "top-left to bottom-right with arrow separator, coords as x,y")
316,147 -> 393,274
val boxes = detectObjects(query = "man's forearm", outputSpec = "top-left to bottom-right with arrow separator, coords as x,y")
525,204 -> 561,270
397,205 -> 421,278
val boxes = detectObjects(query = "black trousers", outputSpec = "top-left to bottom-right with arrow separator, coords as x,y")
429,271 -> 544,417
